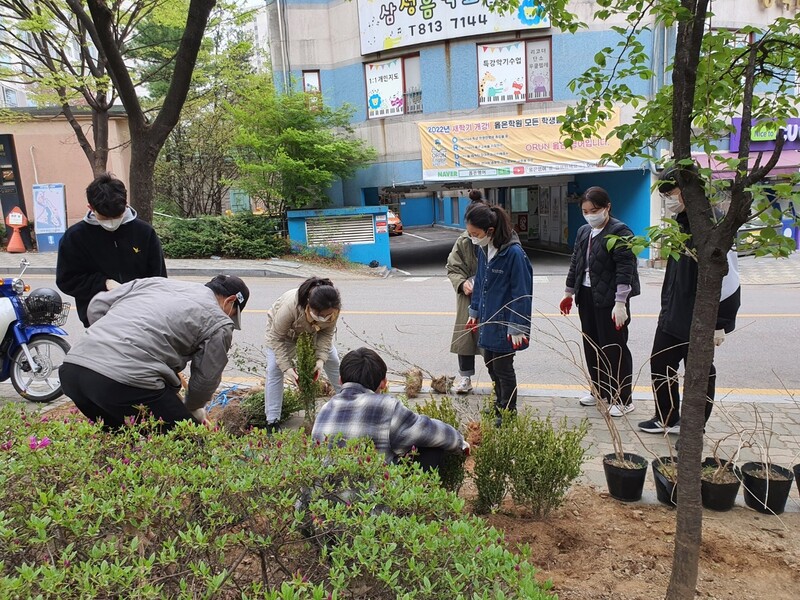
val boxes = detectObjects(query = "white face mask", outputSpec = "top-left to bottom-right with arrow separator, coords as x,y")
583,210 -> 607,229
665,196 -> 684,214
311,310 -> 333,322
99,217 -> 124,231
470,235 -> 491,247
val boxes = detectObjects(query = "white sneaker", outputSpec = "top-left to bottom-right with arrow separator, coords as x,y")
609,403 -> 635,417
579,394 -> 597,406
452,376 -> 473,394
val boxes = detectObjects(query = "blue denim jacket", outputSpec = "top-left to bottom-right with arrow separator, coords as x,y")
468,235 -> 533,353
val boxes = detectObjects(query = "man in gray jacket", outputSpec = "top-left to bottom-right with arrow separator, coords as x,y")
59,275 -> 249,430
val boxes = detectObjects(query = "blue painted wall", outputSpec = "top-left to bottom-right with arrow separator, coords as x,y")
287,206 -> 392,267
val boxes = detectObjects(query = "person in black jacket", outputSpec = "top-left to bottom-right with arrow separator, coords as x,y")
56,173 -> 167,327
560,187 -> 640,417
638,166 -> 741,434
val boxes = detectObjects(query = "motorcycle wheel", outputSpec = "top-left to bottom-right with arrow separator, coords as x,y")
10,334 -> 71,403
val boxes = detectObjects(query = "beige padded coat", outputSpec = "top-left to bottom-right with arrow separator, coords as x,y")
265,288 -> 337,373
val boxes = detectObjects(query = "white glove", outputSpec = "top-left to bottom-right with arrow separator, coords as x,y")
507,333 -> 528,349
314,359 -> 325,381
714,329 -> 725,346
461,440 -> 471,456
190,407 -> 207,424
611,302 -> 628,330
286,368 -> 299,384
106,279 -> 121,291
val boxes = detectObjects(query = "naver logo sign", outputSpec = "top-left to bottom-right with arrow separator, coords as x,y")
437,170 -> 459,177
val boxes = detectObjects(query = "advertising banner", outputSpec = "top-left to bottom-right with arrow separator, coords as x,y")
418,112 -> 622,181
366,58 -> 405,119
477,42 -> 525,105
729,117 -> 800,152
357,0 -> 549,55
32,183 -> 66,252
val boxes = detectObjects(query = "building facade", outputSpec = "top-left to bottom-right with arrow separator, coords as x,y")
264,0 -> 798,256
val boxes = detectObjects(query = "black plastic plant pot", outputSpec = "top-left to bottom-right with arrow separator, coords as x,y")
794,464 -> 800,497
700,457 -> 741,512
741,461 -> 794,515
652,457 -> 678,507
602,452 -> 648,502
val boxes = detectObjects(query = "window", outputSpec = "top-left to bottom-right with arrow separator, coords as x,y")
365,54 -> 422,119
403,55 -> 422,114
302,70 -> 321,94
477,38 -> 552,106
2,86 -> 17,108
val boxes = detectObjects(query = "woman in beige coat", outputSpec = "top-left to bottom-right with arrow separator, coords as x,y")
264,277 -> 341,431
445,191 -> 484,394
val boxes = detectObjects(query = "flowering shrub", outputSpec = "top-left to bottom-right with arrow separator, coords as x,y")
0,406 -> 554,599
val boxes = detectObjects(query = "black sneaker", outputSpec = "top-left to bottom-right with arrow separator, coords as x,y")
638,417 -> 680,434
266,421 -> 282,435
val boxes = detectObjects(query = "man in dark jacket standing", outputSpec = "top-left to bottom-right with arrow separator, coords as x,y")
638,167 -> 741,434
56,173 -> 167,327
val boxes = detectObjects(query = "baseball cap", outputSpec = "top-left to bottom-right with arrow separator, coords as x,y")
205,275 -> 250,330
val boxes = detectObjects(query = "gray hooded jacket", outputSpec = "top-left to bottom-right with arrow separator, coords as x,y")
63,278 -> 234,409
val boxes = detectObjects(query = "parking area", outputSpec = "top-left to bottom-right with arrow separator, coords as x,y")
389,225 -> 572,276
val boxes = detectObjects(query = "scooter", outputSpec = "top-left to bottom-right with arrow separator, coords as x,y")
0,259 -> 71,402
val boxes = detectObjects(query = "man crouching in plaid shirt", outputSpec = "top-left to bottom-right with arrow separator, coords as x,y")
312,347 -> 470,468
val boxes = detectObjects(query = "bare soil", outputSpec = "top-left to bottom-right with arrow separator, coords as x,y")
481,485 -> 800,600
43,402 -> 800,599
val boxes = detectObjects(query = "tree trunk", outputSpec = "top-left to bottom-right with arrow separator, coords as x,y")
665,245 -> 726,600
92,95 -> 109,176
129,139 -> 158,223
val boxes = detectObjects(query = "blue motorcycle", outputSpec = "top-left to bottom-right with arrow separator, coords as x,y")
0,259 -> 70,402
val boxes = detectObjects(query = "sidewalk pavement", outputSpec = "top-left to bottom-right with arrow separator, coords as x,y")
3,247 -> 800,283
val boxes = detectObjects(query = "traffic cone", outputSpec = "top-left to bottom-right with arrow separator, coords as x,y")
7,226 -> 26,253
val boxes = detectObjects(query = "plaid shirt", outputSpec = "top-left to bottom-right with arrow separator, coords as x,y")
312,382 -> 464,463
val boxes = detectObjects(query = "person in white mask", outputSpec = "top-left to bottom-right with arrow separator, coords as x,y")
560,186 -> 640,417
263,277 -> 342,432
56,173 -> 167,327
638,164 -> 740,435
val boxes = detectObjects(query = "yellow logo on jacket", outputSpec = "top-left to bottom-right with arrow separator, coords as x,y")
133,247 -> 140,253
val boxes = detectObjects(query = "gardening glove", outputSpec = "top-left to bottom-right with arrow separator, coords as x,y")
461,440 -> 471,457
106,279 -> 121,291
465,317 -> 478,333
611,302 -> 628,330
559,293 -> 573,315
314,359 -> 325,381
190,407 -> 208,425
714,329 -> 726,347
507,333 -> 528,350
286,368 -> 299,384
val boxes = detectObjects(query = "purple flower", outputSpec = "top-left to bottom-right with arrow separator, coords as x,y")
0,440 -> 13,451
28,435 -> 51,450
122,458 -> 131,465
29,436 -> 38,450
38,437 -> 51,448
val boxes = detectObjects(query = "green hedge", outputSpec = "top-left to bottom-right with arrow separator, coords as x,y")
0,406 -> 555,599
154,213 -> 289,259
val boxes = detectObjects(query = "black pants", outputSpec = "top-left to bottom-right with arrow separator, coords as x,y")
482,349 -> 517,413
457,354 -> 475,375
577,286 -> 633,406
650,326 -> 716,426
60,363 -> 197,430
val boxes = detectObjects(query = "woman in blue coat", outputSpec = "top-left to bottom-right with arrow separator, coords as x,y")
465,203 -> 533,424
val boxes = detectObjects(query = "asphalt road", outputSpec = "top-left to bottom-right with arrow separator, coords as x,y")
3,264 -> 798,410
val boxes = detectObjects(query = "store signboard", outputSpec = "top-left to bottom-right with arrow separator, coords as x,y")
32,183 -> 67,252
357,0 -> 549,55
